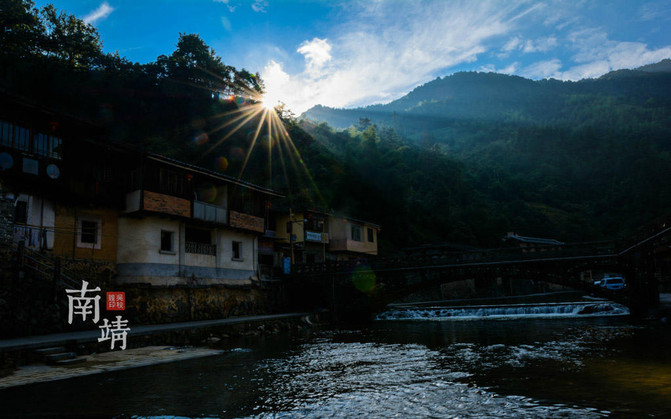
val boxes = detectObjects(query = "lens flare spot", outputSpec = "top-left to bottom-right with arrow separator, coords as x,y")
197,183 -> 217,203
236,97 -> 246,106
216,156 -> 229,171
194,132 -> 209,145
352,266 -> 377,293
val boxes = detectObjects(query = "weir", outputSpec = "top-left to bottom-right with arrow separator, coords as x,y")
376,301 -> 630,321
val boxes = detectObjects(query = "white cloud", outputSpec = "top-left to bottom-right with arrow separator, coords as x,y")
639,1 -> 671,21
503,37 -> 522,52
221,16 -> 232,32
500,35 -> 557,57
555,28 -> 671,79
261,0 -> 539,113
83,2 -> 114,25
480,62 -> 519,75
520,58 -> 562,79
252,0 -> 268,13
297,38 -> 332,78
214,0 -> 236,12
522,36 -> 558,53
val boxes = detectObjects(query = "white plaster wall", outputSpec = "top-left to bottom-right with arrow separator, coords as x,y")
217,229 -> 256,272
117,217 -> 181,264
184,252 -> 216,268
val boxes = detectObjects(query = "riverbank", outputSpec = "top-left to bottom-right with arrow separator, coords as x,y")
0,346 -> 225,389
0,311 -> 324,386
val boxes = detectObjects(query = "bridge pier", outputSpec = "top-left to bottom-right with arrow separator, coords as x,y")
621,250 -> 660,316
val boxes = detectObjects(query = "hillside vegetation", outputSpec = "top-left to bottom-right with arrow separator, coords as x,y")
301,63 -> 671,247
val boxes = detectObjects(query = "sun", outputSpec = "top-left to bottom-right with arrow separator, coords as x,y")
260,96 -> 277,111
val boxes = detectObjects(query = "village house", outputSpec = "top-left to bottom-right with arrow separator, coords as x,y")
327,215 -> 380,261
117,153 -> 281,286
275,209 -> 330,265
274,209 -> 380,266
503,232 -> 564,252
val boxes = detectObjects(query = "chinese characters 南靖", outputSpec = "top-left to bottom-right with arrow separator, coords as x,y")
65,280 -> 101,324
98,315 -> 131,350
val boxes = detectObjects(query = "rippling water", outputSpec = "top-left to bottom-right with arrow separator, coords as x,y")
2,312 -> 671,417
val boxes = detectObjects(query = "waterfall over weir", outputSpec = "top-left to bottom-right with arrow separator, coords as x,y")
376,301 -> 630,321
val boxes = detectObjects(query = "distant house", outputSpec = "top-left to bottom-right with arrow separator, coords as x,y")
273,210 -> 380,265
275,209 -> 330,265
327,215 -> 380,261
503,232 -> 564,251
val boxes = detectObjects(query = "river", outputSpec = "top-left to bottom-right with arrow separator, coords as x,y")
2,300 -> 671,418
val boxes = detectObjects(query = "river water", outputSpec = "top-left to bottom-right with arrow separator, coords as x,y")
2,301 -> 671,418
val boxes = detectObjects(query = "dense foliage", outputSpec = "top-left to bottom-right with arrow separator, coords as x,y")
0,0 -> 264,162
302,65 -> 671,246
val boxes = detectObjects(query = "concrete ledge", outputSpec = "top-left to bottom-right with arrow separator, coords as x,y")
0,346 -> 226,389
0,312 -> 315,352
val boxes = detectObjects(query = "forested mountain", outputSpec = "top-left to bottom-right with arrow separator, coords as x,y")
300,63 -> 671,247
302,63 -> 671,131
4,1 -> 671,251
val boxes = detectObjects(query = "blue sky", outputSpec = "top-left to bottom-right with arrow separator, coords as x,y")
34,0 -> 671,113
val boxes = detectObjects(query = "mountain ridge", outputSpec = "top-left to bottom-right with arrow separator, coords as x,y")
301,59 -> 671,129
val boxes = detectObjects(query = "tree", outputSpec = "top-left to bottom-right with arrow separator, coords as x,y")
40,4 -> 103,68
0,0 -> 43,58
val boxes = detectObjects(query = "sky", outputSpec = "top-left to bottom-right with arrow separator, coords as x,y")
33,0 -> 671,114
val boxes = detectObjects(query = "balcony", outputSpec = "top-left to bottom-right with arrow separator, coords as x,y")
193,200 -> 227,225
124,189 -> 191,218
229,210 -> 265,233
185,242 -> 216,256
329,238 -> 377,255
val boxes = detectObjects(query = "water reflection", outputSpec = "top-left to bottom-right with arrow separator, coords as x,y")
1,319 -> 670,417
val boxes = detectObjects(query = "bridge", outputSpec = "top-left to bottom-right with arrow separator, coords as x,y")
288,215 -> 671,320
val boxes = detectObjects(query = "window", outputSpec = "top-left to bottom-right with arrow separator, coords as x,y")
49,137 -> 62,159
80,221 -> 97,244
305,214 -> 324,232
77,217 -> 102,249
351,225 -> 362,242
185,227 -> 211,244
185,226 -> 215,255
14,201 -> 28,224
0,121 -> 12,147
35,133 -> 49,156
160,230 -> 174,253
15,126 -> 29,152
159,168 -> 186,196
232,241 -> 243,260
367,227 -> 375,243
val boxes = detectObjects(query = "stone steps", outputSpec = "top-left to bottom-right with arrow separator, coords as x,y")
34,346 -> 66,356
45,352 -> 78,364
54,357 -> 87,366
35,347 -> 87,366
